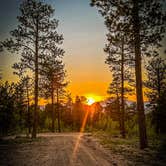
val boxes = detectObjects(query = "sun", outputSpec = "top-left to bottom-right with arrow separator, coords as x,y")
87,97 -> 95,105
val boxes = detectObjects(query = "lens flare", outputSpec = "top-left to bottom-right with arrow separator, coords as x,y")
71,109 -> 89,164
87,97 -> 95,105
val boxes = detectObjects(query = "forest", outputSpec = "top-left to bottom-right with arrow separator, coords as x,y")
0,0 -> 166,165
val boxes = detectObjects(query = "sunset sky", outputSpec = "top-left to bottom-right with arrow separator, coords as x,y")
0,0 -> 165,102
0,0 -> 111,100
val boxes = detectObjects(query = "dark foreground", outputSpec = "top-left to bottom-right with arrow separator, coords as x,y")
1,132 -> 165,166
0,133 -> 126,166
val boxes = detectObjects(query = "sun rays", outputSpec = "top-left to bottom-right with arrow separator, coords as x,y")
87,97 -> 95,105
71,107 -> 90,164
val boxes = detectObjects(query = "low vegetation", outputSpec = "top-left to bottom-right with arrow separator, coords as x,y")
92,130 -> 166,165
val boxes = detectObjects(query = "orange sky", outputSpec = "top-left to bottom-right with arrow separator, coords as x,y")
0,0 -> 113,101
0,0 -> 164,104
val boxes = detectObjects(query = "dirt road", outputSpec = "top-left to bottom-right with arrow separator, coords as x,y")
0,133 -> 125,166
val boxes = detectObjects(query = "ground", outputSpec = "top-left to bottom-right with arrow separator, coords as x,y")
0,133 -> 126,166
0,132 -> 165,166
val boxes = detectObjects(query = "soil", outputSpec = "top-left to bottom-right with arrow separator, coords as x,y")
0,133 -> 127,166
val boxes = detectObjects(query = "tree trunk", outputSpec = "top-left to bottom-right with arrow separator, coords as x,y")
132,0 -> 148,149
116,89 -> 121,133
32,19 -> 39,139
26,83 -> 31,136
156,67 -> 161,134
57,88 -> 61,132
51,82 -> 55,132
121,36 -> 126,138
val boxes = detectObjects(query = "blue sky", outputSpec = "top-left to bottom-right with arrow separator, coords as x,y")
0,0 -> 165,99
0,0 -> 111,98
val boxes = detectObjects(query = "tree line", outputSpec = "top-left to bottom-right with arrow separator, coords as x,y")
0,0 -> 166,151
0,0 -> 66,138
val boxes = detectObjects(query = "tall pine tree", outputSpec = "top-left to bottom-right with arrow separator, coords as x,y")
104,10 -> 134,138
2,0 -> 64,138
91,0 -> 166,149
145,56 -> 166,134
40,56 -> 66,132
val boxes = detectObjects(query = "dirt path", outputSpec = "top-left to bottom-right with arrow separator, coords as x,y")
0,133 -> 126,166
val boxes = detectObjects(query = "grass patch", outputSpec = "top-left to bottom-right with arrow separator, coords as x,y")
92,131 -> 166,166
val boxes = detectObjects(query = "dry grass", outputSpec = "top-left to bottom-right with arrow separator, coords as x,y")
93,131 -> 166,166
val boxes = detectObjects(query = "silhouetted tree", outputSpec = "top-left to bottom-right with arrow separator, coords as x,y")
90,102 -> 102,128
2,0 -> 64,138
91,0 -> 166,149
40,57 -> 66,132
15,80 -> 26,132
72,96 -> 87,131
13,62 -> 32,135
0,69 -> 2,80
107,73 -> 133,136
105,29 -> 134,138
0,43 -> 3,80
62,93 -> 73,129
0,82 -> 16,135
145,56 -> 166,134
107,78 -> 121,131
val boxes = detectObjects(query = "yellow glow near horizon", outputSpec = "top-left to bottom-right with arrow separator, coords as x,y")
85,93 -> 103,102
87,97 -> 95,105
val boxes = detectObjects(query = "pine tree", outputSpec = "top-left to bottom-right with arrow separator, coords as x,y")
91,0 -> 135,138
107,76 -> 122,132
104,21 -> 134,138
2,0 -> 64,138
0,69 -> 2,80
91,0 -> 166,149
0,45 -> 2,80
12,62 -> 32,135
40,57 -> 66,132
107,72 -> 133,137
0,82 -> 16,135
145,56 -> 166,134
